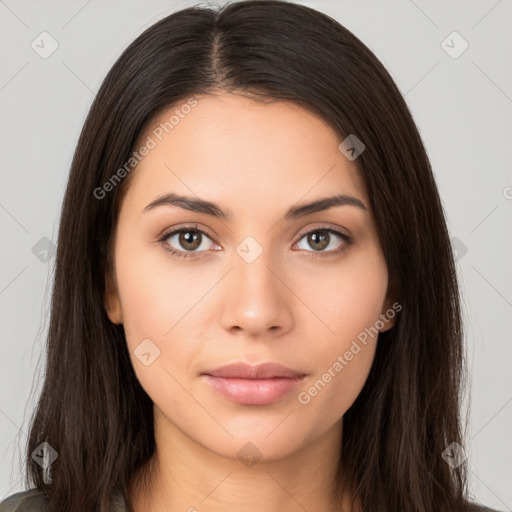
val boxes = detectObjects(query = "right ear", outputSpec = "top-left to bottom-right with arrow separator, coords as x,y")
379,273 -> 401,332
104,268 -> 123,325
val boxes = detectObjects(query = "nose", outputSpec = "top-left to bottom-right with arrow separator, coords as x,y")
219,242 -> 294,337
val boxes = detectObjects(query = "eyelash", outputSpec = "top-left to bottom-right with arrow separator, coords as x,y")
157,223 -> 352,260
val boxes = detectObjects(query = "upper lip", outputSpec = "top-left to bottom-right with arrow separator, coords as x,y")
203,362 -> 307,379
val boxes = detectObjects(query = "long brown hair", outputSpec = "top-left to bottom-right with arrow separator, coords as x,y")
24,1 -> 469,510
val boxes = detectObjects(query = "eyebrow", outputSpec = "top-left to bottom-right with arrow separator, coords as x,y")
143,192 -> 368,220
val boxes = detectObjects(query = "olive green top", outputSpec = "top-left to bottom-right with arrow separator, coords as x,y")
0,488 -> 504,511
0,489 -> 126,512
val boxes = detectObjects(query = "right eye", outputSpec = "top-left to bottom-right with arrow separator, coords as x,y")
158,225 -> 219,260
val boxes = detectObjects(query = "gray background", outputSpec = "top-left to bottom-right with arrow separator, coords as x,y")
1,0 -> 511,509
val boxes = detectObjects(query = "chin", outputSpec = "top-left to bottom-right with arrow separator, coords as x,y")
197,421 -> 311,463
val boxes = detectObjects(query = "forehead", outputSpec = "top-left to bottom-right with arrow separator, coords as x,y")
122,92 -> 369,217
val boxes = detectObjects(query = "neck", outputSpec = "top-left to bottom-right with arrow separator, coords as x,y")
128,408 -> 356,512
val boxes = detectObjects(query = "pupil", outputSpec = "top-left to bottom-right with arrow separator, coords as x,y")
309,231 -> 329,250
180,231 -> 201,250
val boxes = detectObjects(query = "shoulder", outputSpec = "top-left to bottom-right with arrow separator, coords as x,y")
0,489 -> 49,512
2,491 -> 499,512
0,488 -> 126,512
465,501 -> 505,512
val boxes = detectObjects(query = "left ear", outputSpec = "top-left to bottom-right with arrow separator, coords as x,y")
379,277 -> 400,332
104,268 -> 123,325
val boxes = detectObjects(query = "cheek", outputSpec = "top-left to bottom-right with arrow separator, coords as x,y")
296,282 -> 381,424
113,240 -> 207,383
114,234 -> 208,338
296,343 -> 376,430
294,250 -> 387,415
302,246 -> 388,347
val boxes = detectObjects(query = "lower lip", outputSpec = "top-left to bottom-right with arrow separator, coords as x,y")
202,375 -> 305,405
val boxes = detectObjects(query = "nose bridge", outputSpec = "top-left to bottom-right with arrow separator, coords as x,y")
235,241 -> 276,296
220,234 -> 292,335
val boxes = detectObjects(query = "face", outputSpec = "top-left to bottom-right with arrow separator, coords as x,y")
105,92 -> 396,462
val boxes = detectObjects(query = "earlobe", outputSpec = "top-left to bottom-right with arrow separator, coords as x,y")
104,271 -> 123,325
379,275 -> 400,332
379,306 -> 395,332
379,296 -> 399,332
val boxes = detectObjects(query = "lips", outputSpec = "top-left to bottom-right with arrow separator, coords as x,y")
203,362 -> 306,379
201,362 -> 307,405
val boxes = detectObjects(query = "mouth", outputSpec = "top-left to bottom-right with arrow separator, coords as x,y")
201,362 -> 307,405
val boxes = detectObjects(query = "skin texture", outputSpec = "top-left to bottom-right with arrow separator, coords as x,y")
105,92 -> 396,512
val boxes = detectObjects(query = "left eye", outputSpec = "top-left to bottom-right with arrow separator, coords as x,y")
294,228 -> 349,254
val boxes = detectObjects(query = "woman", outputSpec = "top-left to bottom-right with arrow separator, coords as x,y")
0,1 -> 502,511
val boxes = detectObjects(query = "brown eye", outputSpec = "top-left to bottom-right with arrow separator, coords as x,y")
177,230 -> 202,251
161,227 -> 216,255
306,230 -> 330,251
294,227 -> 352,257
